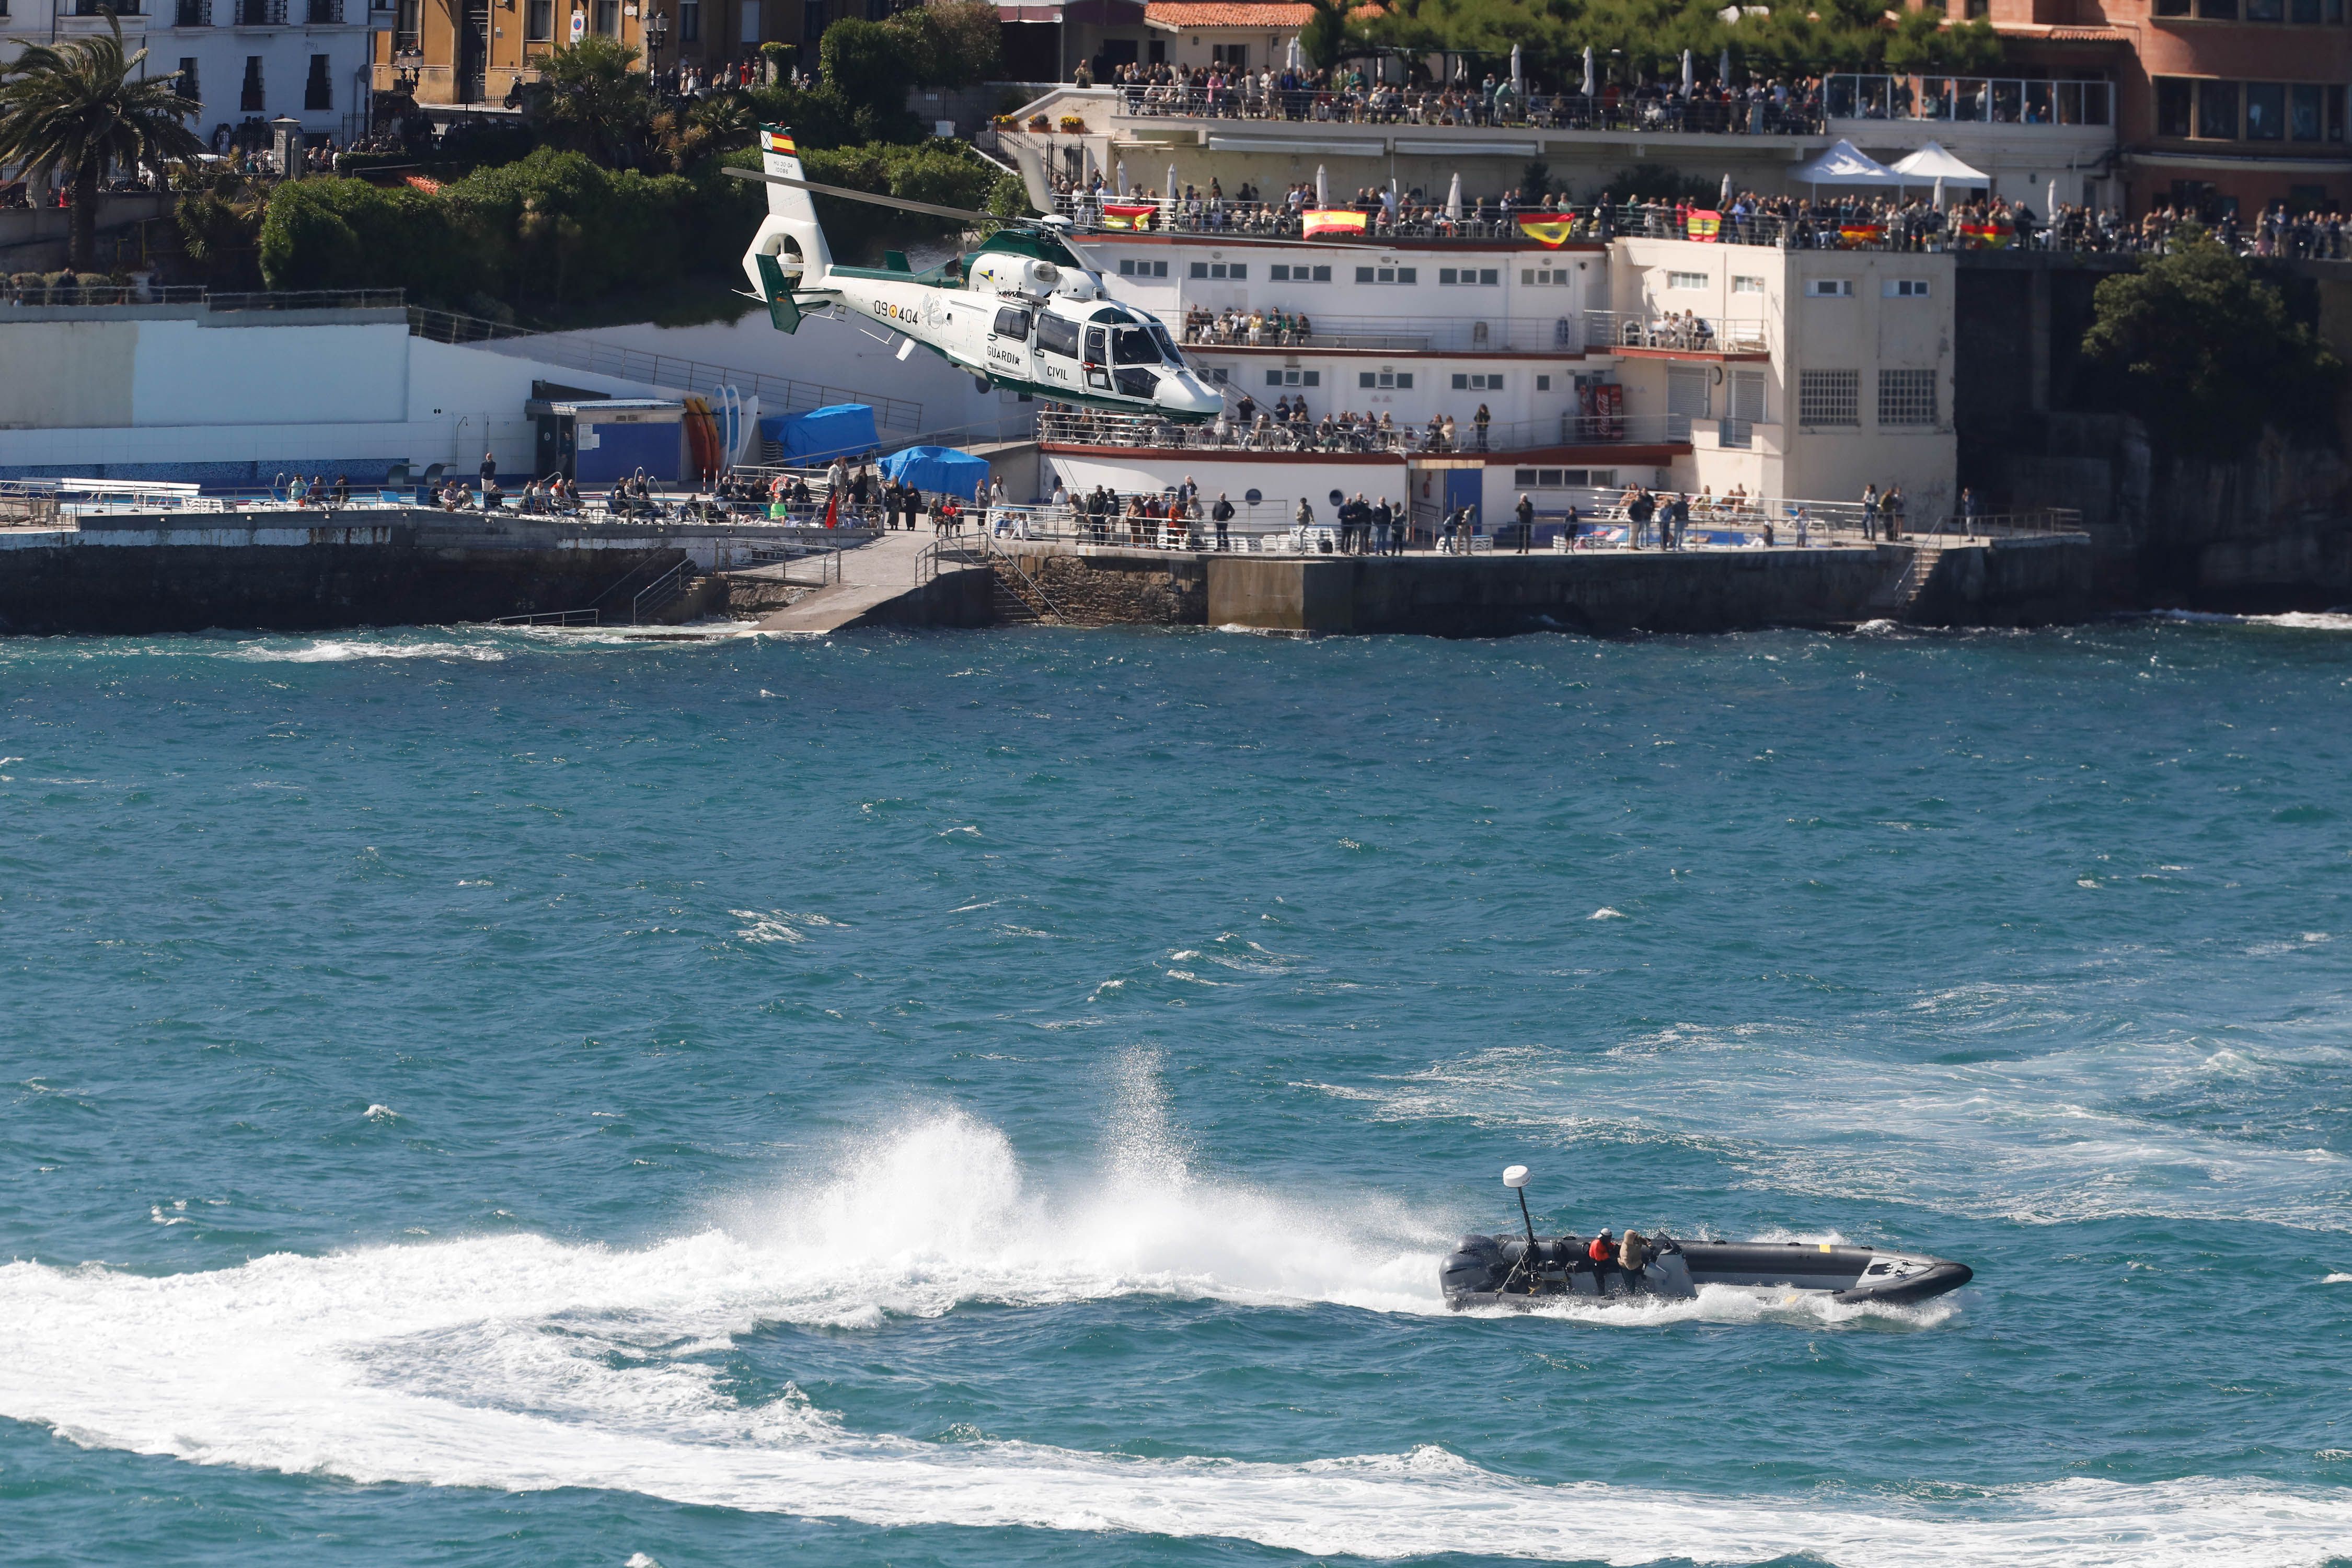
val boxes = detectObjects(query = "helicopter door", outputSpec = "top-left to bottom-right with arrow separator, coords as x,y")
1083,327 -> 1112,393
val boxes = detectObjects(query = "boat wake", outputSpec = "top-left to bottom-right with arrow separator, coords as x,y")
0,1096 -> 2342,1565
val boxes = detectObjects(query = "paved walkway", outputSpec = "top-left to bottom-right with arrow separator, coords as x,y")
750,527 -> 957,633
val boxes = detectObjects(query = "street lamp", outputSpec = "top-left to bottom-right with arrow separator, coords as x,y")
646,7 -> 670,80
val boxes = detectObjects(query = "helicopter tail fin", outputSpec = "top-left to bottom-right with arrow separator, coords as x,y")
742,126 -> 834,329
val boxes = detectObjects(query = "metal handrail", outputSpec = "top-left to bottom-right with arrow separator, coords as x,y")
630,558 -> 691,624
1585,309 -> 1768,354
1036,408 -> 1692,454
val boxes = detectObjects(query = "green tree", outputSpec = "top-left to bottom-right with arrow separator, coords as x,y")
2080,229 -> 2345,456
885,0 -> 1004,87
821,19 -> 909,116
523,35 -> 653,167
1883,10 -> 2002,74
1301,0 -> 1368,71
0,13 -> 202,269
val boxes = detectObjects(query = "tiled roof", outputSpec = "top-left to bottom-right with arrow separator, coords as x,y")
1144,2 -> 1315,26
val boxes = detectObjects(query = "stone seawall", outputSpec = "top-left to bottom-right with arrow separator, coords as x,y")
1208,548 -> 1906,636
1911,535 -> 2098,627
1014,547 -> 1209,625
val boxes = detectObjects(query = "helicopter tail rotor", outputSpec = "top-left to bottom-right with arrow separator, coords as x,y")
742,126 -> 834,329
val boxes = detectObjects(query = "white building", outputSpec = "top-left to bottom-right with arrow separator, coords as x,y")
1039,225 -> 1957,531
3,0 -> 384,151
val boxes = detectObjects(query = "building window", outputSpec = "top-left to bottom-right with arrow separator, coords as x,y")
1353,266 -> 1416,284
1884,279 -> 1931,298
1450,372 -> 1504,390
1805,278 -> 1853,297
1732,274 -> 1763,293
1438,267 -> 1495,285
304,53 -> 330,109
395,0 -> 419,47
593,0 -> 616,31
1186,261 -> 1243,279
1879,368 -> 1938,427
2246,81 -> 2286,138
2155,77 -> 2192,137
2247,0 -> 2284,17
2198,79 -> 2238,139
1271,263 -> 1330,282
1520,266 -> 1572,284
2198,0 -> 2236,16
1121,258 -> 1168,278
1666,270 -> 1708,290
528,0 -> 552,35
800,0 -> 823,38
1263,369 -> 1319,386
1798,369 -> 1860,426
2291,0 -> 2321,18
239,54 -> 263,111
2153,0 -> 2189,13
178,56 -> 198,99
1536,374 -> 1551,390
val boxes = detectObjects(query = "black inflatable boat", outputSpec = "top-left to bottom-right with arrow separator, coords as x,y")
1440,1166 -> 1973,1310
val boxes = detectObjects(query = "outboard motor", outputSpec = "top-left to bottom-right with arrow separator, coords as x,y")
1439,1234 -> 1506,1297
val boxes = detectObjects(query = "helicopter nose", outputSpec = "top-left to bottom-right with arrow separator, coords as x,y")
1158,375 -> 1223,418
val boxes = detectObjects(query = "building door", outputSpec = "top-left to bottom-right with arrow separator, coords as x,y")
1724,370 -> 1764,449
1444,466 -> 1482,531
1666,365 -> 1710,440
458,0 -> 490,102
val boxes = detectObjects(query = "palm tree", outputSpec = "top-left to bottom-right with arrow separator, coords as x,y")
0,13 -> 202,271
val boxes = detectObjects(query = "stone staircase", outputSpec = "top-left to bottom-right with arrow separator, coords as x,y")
1865,541 -> 1950,619
990,564 -> 1051,624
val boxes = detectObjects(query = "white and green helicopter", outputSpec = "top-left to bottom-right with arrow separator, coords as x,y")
729,125 -> 1225,422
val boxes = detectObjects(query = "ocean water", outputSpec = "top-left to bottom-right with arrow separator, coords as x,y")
4,616 -> 2350,1568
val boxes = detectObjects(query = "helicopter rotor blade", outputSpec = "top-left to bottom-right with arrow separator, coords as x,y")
725,166 -> 1004,226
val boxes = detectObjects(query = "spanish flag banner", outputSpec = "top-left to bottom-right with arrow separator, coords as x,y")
1686,209 -> 1722,241
1959,222 -> 2012,249
1101,203 -> 1159,230
1302,207 -> 1370,237
763,129 -> 797,156
1838,222 -> 1885,247
1517,215 -> 1575,248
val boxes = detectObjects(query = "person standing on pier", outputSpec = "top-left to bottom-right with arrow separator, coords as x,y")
1213,492 -> 1234,550
1515,493 -> 1534,552
1860,483 -> 1881,542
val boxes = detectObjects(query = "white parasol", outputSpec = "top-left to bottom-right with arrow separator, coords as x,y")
1445,170 -> 1462,221
1316,163 -> 1328,205
1582,45 -> 1595,98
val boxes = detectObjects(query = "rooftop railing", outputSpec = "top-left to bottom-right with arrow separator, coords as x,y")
1037,407 -> 1692,453
0,282 -> 408,308
1824,74 -> 2113,128
1103,83 -> 1827,137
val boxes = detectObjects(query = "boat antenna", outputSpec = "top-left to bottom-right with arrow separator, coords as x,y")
1502,1164 -> 1537,1251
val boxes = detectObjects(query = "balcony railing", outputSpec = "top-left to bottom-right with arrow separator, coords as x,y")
72,0 -> 144,14
1585,309 -> 1769,354
1180,311 -> 1585,354
234,0 -> 286,24
1105,84 -> 1828,137
1824,74 -> 2113,128
176,0 -> 211,22
306,0 -> 342,19
1036,407 -> 1692,454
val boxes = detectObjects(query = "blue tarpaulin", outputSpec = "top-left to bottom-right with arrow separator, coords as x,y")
758,403 -> 878,464
879,444 -> 992,498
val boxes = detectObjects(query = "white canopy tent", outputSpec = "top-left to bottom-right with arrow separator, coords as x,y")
1887,141 -> 1989,186
1790,139 -> 1907,188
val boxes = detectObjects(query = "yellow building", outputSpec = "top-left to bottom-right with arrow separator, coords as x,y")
374,0 -> 817,108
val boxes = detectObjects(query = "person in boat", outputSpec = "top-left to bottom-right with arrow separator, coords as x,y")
1619,1229 -> 1650,1277
1587,1227 -> 1616,1288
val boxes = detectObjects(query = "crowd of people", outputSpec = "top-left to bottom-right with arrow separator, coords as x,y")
1099,61 -> 1828,139
1042,395 -> 1519,456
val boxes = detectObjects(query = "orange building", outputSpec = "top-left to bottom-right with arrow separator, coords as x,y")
1979,0 -> 2352,214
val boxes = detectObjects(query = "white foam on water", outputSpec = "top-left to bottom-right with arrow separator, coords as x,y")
3,1092 -> 2346,1565
2151,608 -> 2352,633
3,1234 -> 2346,1566
2324,1273 -> 2352,1284
232,638 -> 509,663
1588,907 -> 1628,920
364,1104 -> 398,1122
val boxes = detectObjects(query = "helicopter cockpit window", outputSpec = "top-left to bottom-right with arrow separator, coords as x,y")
1146,321 -> 1180,362
1111,326 -> 1163,365
1037,314 -> 1081,358
992,306 -> 1032,340
1089,306 -> 1136,325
